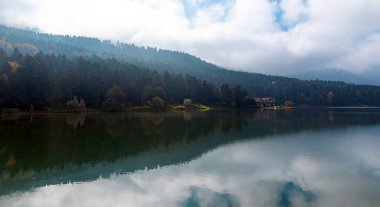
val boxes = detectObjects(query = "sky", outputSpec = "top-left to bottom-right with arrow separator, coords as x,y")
0,0 -> 380,75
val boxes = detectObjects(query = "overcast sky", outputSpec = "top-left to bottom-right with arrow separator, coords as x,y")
1,0 -> 380,75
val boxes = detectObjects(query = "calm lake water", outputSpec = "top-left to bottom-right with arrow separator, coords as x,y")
1,108 -> 380,207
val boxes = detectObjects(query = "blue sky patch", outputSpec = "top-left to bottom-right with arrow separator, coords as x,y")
271,0 -> 308,31
181,0 -> 234,20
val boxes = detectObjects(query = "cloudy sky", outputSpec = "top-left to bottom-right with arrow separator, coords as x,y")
0,0 -> 380,75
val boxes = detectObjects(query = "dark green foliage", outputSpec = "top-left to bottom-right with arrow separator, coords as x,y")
0,53 -> 52,109
141,86 -> 166,104
2,25 -> 380,107
0,50 -> 238,109
102,98 -> 123,112
0,49 -> 6,65
241,96 -> 257,108
232,85 -> 248,107
221,84 -> 233,106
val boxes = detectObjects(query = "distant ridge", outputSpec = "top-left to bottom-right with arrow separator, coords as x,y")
294,69 -> 380,86
2,24 -> 380,106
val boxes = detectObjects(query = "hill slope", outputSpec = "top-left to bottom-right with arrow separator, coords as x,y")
294,69 -> 380,86
2,25 -> 380,106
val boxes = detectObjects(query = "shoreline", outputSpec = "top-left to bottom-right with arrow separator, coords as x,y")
2,105 -> 380,116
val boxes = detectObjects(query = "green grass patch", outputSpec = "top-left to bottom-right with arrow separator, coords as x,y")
193,104 -> 211,111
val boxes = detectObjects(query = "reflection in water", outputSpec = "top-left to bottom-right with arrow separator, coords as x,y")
278,182 -> 316,207
66,113 -> 86,129
185,187 -> 239,207
1,108 -> 380,206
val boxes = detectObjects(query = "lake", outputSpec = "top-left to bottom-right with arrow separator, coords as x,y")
1,108 -> 380,207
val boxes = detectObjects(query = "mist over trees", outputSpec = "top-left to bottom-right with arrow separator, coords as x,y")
0,49 -> 253,110
1,25 -> 380,108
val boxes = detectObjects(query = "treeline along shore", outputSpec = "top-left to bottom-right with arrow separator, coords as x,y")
0,49 -> 257,112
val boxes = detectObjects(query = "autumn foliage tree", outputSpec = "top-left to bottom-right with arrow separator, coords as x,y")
102,85 -> 126,112
151,96 -> 165,110
66,96 -> 86,112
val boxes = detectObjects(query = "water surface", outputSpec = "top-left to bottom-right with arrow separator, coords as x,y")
1,108 -> 380,207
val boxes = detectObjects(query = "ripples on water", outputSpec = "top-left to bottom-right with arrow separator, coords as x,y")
0,108 -> 380,207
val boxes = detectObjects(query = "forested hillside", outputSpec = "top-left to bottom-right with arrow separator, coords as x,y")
1,25 -> 380,107
0,49 -> 254,110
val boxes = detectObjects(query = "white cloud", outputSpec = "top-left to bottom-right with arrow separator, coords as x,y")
192,3 -> 228,27
280,0 -> 308,25
333,33 -> 380,73
0,0 -> 380,75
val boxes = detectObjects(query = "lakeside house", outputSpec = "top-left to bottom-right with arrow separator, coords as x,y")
255,97 -> 276,107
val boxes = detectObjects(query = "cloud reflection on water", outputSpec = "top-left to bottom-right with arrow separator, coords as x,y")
1,125 -> 380,207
